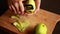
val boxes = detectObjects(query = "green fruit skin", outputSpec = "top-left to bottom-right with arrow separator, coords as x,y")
11,15 -> 30,32
35,23 -> 47,34
13,19 -> 30,32
26,0 -> 36,13
11,15 -> 21,19
13,21 -> 24,32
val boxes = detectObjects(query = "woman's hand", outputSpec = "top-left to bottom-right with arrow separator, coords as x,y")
8,0 -> 41,15
8,0 -> 25,15
35,0 -> 41,13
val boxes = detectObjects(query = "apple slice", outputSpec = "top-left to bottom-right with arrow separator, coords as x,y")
11,15 -> 30,32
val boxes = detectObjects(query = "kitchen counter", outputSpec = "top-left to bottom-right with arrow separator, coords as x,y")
0,9 -> 60,34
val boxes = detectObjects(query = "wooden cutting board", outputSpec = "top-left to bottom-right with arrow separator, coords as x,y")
0,9 -> 60,34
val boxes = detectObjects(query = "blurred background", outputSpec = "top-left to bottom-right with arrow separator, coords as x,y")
0,0 -> 8,16
40,0 -> 60,15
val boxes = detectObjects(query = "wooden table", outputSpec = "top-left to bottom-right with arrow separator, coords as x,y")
0,9 -> 60,34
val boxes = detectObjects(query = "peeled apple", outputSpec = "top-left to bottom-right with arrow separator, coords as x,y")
24,0 -> 36,13
35,23 -> 47,34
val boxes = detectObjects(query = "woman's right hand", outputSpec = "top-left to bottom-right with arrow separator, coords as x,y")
8,0 -> 25,15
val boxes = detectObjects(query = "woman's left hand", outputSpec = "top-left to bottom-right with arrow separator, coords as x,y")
25,0 -> 41,15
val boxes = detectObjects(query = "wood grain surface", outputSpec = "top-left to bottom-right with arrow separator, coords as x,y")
0,9 -> 60,34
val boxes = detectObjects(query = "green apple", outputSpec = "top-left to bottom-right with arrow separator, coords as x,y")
35,23 -> 47,34
25,0 -> 36,13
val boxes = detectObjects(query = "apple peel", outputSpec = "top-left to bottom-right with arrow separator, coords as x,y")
11,15 -> 30,32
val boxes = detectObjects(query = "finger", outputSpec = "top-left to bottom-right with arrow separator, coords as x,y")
11,5 -> 17,14
15,2 -> 19,11
14,2 -> 21,14
34,9 -> 38,14
23,12 -> 28,15
19,1 -> 24,14
9,6 -> 12,11
34,8 -> 39,14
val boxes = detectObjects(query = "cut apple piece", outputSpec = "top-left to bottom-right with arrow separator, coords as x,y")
11,15 -> 30,32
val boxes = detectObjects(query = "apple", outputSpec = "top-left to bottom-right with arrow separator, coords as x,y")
11,15 -> 19,20
24,0 -> 36,13
35,23 -> 47,34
